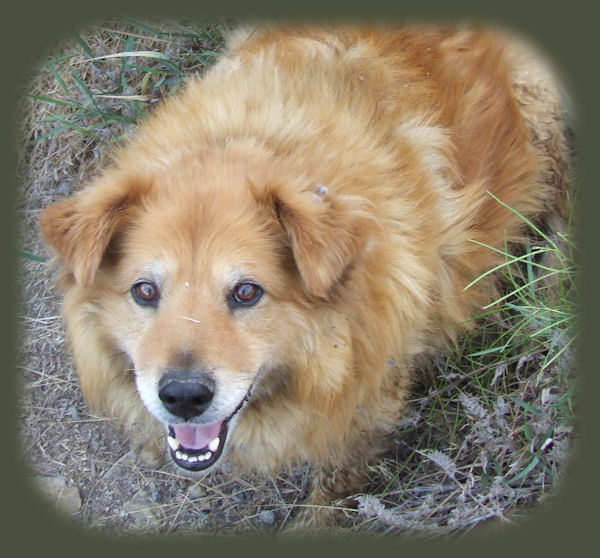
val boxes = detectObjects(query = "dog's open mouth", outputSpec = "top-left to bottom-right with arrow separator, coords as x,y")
167,420 -> 228,471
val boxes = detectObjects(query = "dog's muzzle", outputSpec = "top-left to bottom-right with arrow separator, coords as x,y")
157,369 -> 250,472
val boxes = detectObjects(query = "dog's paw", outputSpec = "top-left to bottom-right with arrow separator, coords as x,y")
134,437 -> 165,466
280,504 -> 337,537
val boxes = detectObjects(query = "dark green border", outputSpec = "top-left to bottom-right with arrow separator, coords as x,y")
4,0 -> 596,555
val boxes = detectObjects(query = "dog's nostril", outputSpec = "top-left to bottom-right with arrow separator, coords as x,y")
158,371 -> 215,421
160,393 -> 178,406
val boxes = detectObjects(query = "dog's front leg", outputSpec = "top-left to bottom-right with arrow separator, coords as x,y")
283,462 -> 369,535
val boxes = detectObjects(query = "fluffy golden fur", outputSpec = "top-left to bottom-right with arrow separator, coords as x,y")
40,24 -> 570,524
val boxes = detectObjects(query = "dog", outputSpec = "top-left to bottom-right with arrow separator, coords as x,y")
39,23 -> 570,526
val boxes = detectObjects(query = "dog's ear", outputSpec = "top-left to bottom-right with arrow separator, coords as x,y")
40,171 -> 149,286
263,182 -> 375,299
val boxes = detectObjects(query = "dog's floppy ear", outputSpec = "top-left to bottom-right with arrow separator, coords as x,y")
265,182 -> 375,299
40,170 -> 149,286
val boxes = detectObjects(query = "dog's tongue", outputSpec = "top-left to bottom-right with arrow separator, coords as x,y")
173,421 -> 222,450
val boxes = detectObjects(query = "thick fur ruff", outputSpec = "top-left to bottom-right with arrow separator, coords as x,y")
40,24 -> 570,516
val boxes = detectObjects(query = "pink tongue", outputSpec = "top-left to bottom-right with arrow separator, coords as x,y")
173,422 -> 222,450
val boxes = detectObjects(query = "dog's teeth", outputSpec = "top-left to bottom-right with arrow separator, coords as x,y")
168,436 -> 180,451
208,437 -> 220,453
169,434 -> 218,464
197,451 -> 212,462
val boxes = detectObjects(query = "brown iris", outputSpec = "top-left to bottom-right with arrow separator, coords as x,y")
132,281 -> 159,306
231,282 -> 263,307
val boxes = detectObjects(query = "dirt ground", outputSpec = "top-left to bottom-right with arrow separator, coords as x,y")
16,20 -> 579,540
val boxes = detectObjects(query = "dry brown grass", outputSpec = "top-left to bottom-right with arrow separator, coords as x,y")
17,19 -> 578,539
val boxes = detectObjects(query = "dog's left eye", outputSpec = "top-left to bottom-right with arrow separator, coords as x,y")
131,281 -> 160,307
231,282 -> 263,307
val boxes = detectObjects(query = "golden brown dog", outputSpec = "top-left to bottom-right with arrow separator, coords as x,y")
40,24 -> 570,524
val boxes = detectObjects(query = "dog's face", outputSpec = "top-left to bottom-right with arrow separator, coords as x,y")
105,166 -> 293,472
40,145 -> 373,473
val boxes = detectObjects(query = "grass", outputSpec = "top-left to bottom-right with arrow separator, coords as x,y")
355,197 -> 578,536
24,20 -> 228,150
18,19 -> 578,537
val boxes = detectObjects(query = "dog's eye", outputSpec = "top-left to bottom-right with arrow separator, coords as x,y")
231,282 -> 263,307
131,281 -> 159,306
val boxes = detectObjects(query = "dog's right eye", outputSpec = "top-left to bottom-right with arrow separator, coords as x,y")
131,281 -> 160,307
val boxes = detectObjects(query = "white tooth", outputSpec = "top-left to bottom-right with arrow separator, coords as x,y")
198,453 -> 206,461
175,450 -> 184,460
188,455 -> 198,463
208,437 -> 220,453
202,452 -> 212,461
168,436 -> 180,451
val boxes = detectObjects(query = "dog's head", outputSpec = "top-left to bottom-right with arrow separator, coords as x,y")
40,144 -> 373,473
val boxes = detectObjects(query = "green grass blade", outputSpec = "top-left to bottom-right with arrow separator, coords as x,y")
482,269 -> 566,310
47,61 -> 72,99
27,123 -> 70,146
506,456 -> 540,484
71,32 -> 95,59
50,114 -> 110,145
68,68 -> 119,141
20,249 -> 47,263
486,191 -> 558,249
463,244 -> 553,291
27,94 -> 83,110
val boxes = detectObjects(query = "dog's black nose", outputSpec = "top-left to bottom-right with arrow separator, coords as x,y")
158,369 -> 215,420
